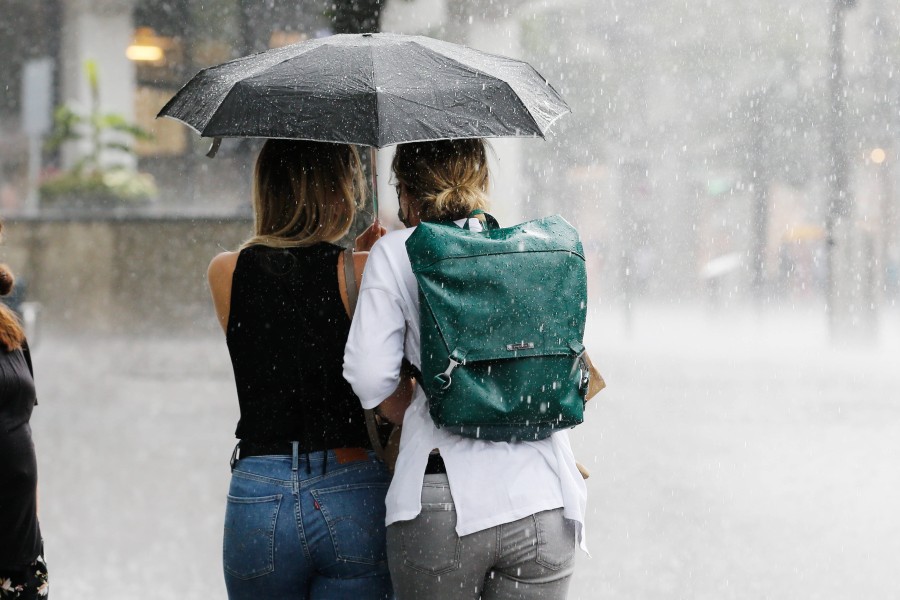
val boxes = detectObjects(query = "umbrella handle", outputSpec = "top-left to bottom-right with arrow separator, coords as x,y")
206,137 -> 222,158
369,147 -> 379,224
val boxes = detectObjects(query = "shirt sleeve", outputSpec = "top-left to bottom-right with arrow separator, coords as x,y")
343,241 -> 408,410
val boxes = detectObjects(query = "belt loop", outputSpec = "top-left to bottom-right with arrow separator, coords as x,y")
230,442 -> 240,472
291,441 -> 299,472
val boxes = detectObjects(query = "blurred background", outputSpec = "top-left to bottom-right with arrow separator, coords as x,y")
1,0 -> 898,598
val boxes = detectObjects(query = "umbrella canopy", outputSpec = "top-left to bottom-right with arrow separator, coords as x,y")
157,32 -> 569,148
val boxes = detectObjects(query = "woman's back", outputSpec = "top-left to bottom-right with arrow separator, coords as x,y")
226,242 -> 370,451
344,139 -> 585,600
208,139 -> 392,600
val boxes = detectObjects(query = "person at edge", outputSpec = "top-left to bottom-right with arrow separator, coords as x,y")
343,139 -> 588,600
0,220 -> 49,599
207,139 -> 411,600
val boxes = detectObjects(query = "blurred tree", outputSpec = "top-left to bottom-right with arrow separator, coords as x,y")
40,60 -> 157,207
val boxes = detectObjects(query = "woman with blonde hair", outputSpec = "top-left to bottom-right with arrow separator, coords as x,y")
207,139 -> 400,599
344,139 -> 587,600
0,221 -> 48,599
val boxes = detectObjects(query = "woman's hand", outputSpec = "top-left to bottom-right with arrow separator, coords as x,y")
354,220 -> 387,252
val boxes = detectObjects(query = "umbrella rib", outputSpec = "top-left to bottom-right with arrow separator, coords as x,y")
369,43 -> 381,147
408,43 -> 567,136
158,40 -> 332,125
381,80 -> 547,140
200,82 -> 290,138
412,36 -> 568,107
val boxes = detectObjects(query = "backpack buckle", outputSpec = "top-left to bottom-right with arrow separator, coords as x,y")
434,349 -> 467,390
435,358 -> 460,390
578,356 -> 591,394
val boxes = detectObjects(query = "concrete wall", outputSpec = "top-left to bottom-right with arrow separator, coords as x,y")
1,215 -> 253,334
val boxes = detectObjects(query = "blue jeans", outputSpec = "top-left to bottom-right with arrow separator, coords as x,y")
223,447 -> 392,600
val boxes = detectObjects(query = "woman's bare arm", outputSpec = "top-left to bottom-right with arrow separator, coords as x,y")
207,252 -> 239,333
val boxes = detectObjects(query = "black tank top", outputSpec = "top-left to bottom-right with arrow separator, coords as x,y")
226,243 -> 371,452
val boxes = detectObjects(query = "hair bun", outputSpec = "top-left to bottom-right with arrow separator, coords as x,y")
0,264 -> 15,296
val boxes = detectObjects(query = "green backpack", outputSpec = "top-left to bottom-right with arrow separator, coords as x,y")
406,213 -> 589,442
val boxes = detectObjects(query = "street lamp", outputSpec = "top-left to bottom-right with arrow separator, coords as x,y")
126,28 -> 167,64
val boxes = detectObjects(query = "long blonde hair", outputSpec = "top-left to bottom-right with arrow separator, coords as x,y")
391,139 -> 490,222
242,139 -> 366,248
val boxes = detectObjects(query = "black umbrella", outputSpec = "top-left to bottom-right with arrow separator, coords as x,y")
157,32 -> 569,214
158,32 -> 568,147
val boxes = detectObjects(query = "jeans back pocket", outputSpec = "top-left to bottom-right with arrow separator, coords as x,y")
533,509 -> 577,571
390,500 -> 461,576
223,494 -> 282,580
311,482 -> 389,565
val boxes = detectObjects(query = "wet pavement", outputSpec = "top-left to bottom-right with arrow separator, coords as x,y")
29,305 -> 900,599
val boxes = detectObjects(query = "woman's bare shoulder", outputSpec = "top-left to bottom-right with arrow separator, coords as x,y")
207,251 -> 240,285
207,251 -> 239,332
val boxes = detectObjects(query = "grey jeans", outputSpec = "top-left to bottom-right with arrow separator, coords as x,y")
386,474 -> 577,600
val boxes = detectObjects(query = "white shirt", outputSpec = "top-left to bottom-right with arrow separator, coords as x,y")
343,219 -> 587,549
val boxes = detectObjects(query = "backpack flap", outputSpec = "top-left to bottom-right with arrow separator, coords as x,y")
407,215 -> 588,442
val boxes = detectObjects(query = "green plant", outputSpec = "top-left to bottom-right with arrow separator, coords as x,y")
41,60 -> 156,204
39,170 -> 157,204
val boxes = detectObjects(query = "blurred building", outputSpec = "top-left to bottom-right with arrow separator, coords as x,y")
1,0 -> 897,316
0,0 -> 339,215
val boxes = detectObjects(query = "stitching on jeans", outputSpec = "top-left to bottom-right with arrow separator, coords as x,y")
295,489 -> 312,562
400,485 -> 461,575
313,481 -> 390,495
533,510 -> 575,571
231,469 -> 292,487
296,461 -> 383,489
311,484 -> 390,565
223,494 -> 282,580
401,537 -> 461,576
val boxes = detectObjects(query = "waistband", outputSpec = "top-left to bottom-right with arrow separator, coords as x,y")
231,441 -> 371,472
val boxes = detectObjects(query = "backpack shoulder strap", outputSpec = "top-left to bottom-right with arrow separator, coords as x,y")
342,247 -> 359,317
460,209 -> 499,231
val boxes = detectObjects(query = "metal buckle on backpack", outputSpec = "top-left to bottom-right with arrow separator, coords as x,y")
434,349 -> 467,391
434,357 -> 461,390
578,356 -> 591,394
